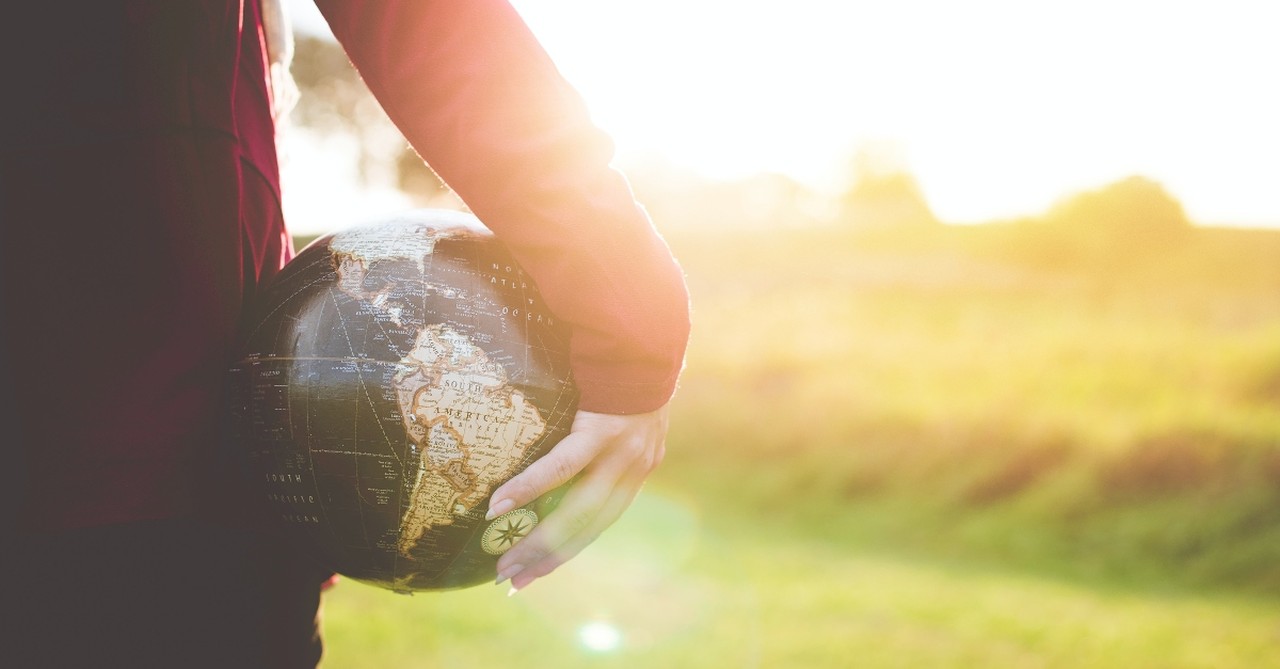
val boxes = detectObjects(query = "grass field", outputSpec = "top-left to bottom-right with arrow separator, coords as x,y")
316,223 -> 1280,668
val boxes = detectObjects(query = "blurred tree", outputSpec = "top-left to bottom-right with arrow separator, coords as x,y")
290,35 -> 446,202
1042,175 -> 1191,245
839,143 -> 939,231
1004,175 -> 1193,270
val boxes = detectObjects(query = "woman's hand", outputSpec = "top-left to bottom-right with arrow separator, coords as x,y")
488,404 -> 671,592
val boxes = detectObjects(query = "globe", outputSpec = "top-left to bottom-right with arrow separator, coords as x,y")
225,210 -> 578,592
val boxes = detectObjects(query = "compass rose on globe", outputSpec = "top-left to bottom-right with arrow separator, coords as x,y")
482,508 -> 540,556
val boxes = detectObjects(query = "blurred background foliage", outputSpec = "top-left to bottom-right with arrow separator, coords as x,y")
288,35 -> 1280,669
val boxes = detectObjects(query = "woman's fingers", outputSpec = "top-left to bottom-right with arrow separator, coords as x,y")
485,428 -> 601,521
504,466 -> 648,592
489,407 -> 669,590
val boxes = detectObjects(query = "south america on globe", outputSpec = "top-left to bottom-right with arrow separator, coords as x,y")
225,210 -> 578,592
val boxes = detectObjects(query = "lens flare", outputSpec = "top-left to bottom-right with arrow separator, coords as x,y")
578,621 -> 623,652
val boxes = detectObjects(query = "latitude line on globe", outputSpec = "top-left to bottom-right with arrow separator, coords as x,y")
325,286 -> 373,550
285,295 -> 332,542
330,290 -> 406,470
232,356 -> 405,364
242,255 -> 335,343
308,285 -> 363,552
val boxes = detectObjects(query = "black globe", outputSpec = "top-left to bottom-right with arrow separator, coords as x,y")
225,210 -> 578,592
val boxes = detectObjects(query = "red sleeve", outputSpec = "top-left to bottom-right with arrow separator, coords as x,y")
312,0 -> 690,414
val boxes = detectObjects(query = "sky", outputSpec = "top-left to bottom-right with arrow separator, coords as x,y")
285,0 -> 1280,228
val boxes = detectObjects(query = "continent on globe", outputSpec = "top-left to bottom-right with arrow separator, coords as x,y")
330,215 -> 470,323
392,323 -> 547,557
227,210 -> 578,591
330,214 -> 469,275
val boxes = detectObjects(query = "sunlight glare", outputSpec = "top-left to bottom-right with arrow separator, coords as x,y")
511,0 -> 1280,226
285,0 -> 1280,227
578,621 -> 624,653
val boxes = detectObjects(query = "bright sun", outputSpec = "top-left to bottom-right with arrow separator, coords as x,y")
511,0 -> 1280,227
287,0 -> 1280,228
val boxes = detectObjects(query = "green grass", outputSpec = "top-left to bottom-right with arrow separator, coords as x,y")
316,223 -> 1280,667
321,490 -> 1280,669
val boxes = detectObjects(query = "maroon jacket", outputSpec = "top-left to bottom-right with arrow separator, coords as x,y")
0,0 -> 690,533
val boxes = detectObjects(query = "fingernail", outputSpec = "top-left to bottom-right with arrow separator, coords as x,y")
486,498 -> 515,521
507,585 -> 521,597
495,563 -> 523,586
